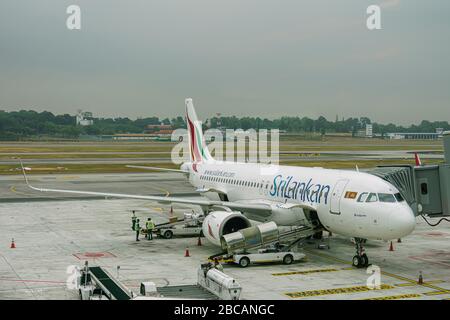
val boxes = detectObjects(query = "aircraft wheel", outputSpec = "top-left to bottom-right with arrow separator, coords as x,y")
239,257 -> 250,268
361,254 -> 369,267
352,255 -> 362,268
164,230 -> 173,239
283,254 -> 294,265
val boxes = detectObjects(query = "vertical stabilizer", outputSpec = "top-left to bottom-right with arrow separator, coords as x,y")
185,98 -> 213,163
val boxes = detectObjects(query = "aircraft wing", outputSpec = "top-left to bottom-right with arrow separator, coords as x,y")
20,164 -> 316,215
125,165 -> 189,173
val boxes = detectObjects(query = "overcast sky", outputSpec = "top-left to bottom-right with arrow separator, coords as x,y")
0,0 -> 449,124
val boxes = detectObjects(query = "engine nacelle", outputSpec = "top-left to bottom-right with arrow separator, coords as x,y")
202,211 -> 251,246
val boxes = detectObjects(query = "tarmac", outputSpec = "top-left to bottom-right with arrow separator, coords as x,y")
1,173 -> 450,300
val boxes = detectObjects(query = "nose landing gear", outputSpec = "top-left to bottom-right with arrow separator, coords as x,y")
352,238 -> 369,268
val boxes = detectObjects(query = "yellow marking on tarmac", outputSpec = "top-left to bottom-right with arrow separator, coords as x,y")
285,284 -> 395,298
381,270 -> 447,292
395,280 -> 445,287
56,176 -> 79,180
423,290 -> 450,296
272,268 -> 338,276
304,248 -> 450,295
364,293 -> 422,300
395,283 -> 417,287
341,267 -> 355,270
9,185 -> 31,196
208,258 -> 234,263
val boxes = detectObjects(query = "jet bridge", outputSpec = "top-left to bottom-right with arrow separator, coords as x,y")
366,131 -> 450,217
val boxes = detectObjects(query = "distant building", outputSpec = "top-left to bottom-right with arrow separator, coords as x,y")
365,124 -> 373,137
76,110 -> 94,126
104,134 -> 157,141
356,124 -> 373,138
143,124 -> 174,140
387,128 -> 444,140
144,124 -> 173,134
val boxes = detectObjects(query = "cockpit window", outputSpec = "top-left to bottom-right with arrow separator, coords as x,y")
357,192 -> 368,202
394,193 -> 405,202
378,193 -> 396,203
366,193 -> 378,202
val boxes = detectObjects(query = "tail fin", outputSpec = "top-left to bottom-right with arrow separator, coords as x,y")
185,98 -> 213,163
414,152 -> 422,166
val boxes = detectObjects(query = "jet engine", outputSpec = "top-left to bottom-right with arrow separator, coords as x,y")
202,211 -> 251,246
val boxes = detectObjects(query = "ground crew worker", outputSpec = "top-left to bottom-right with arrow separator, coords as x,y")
131,211 -> 137,231
146,218 -> 155,240
213,258 -> 223,271
135,219 -> 141,241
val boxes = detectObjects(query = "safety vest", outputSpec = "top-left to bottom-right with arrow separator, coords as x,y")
146,221 -> 155,229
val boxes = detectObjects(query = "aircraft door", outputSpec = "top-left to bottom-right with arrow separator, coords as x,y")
259,180 -> 264,195
330,179 -> 349,214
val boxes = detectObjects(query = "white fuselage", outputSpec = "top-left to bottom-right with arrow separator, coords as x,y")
185,161 -> 416,241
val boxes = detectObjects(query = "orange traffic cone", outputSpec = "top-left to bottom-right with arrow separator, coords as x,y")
197,236 -> 202,246
389,241 -> 394,251
397,238 -> 402,243
184,247 -> 190,257
10,238 -> 16,249
170,206 -> 173,216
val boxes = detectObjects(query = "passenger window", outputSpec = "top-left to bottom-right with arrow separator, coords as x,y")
378,193 -> 396,203
366,193 -> 378,202
357,192 -> 368,202
421,183 -> 428,195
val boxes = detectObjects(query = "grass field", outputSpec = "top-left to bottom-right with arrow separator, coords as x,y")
0,137 -> 444,175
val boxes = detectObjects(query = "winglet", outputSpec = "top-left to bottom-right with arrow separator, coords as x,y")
19,159 -> 30,186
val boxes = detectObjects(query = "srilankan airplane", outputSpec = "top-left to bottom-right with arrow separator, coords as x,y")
21,98 -> 416,268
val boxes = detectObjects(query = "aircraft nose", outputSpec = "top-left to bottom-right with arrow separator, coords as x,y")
389,205 -> 416,238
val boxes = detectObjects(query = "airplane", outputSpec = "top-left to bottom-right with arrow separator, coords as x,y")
20,98 -> 416,268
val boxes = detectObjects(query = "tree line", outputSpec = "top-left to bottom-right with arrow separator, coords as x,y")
0,109 -> 449,140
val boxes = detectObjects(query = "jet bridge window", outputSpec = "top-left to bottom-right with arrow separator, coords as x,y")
378,193 -> 396,203
420,183 -> 428,195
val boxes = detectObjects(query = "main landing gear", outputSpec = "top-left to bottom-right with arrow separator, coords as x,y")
352,238 -> 369,268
